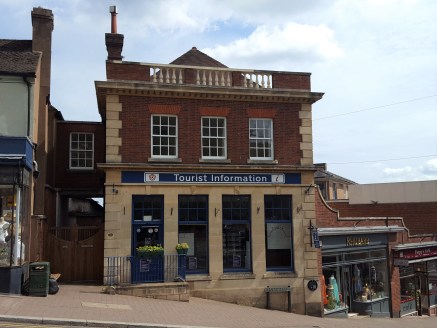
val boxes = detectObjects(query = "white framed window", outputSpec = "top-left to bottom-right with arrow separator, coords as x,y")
249,118 -> 273,160
201,117 -> 226,159
70,132 -> 94,169
151,115 -> 178,158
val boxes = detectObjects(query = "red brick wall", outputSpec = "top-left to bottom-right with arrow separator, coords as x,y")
54,122 -> 105,189
106,62 -> 150,81
272,72 -> 311,90
328,201 -> 437,235
119,96 -> 302,165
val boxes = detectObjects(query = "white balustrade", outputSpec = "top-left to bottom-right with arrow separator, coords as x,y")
149,64 -> 272,89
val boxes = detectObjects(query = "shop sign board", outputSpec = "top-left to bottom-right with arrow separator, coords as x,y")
346,236 -> 370,247
396,246 -> 437,259
122,171 -> 301,185
320,234 -> 387,250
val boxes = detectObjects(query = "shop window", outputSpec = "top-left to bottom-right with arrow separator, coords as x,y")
151,115 -> 178,158
400,275 -> 419,315
70,132 -> 94,169
178,195 -> 208,274
429,261 -> 437,309
132,195 -> 164,253
0,184 -> 29,267
222,195 -> 251,272
249,118 -> 273,160
201,117 -> 226,159
322,251 -> 389,315
264,195 -> 293,271
132,195 -> 164,222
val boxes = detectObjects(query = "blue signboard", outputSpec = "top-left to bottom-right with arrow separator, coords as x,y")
122,171 -> 301,185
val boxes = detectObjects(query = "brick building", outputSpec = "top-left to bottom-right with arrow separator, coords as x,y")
95,10 -> 323,315
0,7 -> 54,294
314,163 -> 356,200
315,180 -> 437,318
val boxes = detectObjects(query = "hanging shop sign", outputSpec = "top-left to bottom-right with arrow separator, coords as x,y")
122,171 -> 301,185
393,258 -> 409,267
308,221 -> 321,248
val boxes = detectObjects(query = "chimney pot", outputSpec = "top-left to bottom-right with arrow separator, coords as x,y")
109,5 -> 117,33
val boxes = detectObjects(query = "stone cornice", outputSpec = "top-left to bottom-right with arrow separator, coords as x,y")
95,80 -> 323,118
97,162 -> 316,173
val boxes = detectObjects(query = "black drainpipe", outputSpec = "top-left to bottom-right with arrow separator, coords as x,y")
22,76 -> 31,137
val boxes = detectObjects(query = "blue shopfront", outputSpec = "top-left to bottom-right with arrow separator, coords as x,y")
0,137 -> 34,294
123,171 -> 301,283
319,228 -> 394,318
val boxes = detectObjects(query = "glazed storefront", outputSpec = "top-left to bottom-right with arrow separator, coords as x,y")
103,169 -> 322,315
394,243 -> 437,316
0,137 -> 33,294
318,227 -> 401,318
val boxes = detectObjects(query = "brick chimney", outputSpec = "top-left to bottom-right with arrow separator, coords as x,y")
105,6 -> 124,60
31,7 -> 54,216
32,7 -> 54,91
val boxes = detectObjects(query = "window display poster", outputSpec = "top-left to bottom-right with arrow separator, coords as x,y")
233,255 -> 241,267
266,223 -> 291,249
188,257 -> 197,270
179,232 -> 195,256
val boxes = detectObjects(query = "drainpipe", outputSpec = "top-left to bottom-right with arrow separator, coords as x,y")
22,76 -> 32,137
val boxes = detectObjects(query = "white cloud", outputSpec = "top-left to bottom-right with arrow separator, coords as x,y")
382,159 -> 437,182
3,0 -> 437,184
203,23 -> 343,69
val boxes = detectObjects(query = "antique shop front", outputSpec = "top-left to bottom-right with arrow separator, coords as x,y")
319,227 -> 398,318
0,136 -> 33,294
394,242 -> 437,316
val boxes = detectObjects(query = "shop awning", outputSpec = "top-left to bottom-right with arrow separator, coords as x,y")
318,226 -> 405,236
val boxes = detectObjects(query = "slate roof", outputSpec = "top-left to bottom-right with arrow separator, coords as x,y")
314,167 -> 357,185
170,47 -> 227,68
0,39 -> 40,76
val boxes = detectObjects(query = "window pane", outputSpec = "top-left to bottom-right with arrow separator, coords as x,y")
201,117 -> 226,159
178,195 -> 209,274
249,119 -> 273,159
222,195 -> 251,272
265,222 -> 291,268
265,195 -> 292,270
151,115 -> 178,158
179,225 -> 208,273
70,133 -> 93,169
223,224 -> 251,271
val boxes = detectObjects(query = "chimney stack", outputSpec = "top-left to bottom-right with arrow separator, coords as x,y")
110,5 -> 117,33
31,7 -> 54,215
32,7 -> 54,90
105,5 -> 124,61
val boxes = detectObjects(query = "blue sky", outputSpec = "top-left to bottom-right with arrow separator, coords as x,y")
1,0 -> 436,184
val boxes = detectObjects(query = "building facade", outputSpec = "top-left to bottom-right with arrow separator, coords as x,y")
96,14 -> 324,315
316,180 -> 437,318
314,163 -> 356,200
0,7 -> 54,294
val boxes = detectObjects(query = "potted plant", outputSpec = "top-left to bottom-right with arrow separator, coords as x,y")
175,242 -> 189,255
136,245 -> 164,258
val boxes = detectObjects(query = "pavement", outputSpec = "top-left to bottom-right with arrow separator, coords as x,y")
0,284 -> 436,328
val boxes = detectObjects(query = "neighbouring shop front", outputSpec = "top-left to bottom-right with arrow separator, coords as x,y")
394,243 -> 437,316
0,137 -> 33,294
319,228 -> 395,318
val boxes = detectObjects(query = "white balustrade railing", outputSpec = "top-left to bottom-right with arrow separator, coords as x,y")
242,73 -> 272,89
149,64 -> 272,89
151,66 -> 184,84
